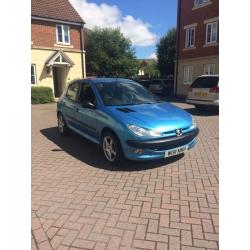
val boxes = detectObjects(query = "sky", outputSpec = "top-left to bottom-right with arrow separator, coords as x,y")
70,0 -> 177,59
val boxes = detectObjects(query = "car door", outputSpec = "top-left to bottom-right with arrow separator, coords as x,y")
75,83 -> 99,141
62,81 -> 81,129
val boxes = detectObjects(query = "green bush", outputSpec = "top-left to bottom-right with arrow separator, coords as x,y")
31,86 -> 54,104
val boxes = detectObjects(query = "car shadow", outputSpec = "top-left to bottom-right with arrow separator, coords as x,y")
184,107 -> 219,116
40,127 -> 184,172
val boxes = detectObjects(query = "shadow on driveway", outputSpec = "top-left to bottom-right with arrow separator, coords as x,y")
184,107 -> 219,116
40,127 -> 183,172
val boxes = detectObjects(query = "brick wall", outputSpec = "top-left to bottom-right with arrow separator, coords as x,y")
178,0 -> 219,59
31,19 -> 81,50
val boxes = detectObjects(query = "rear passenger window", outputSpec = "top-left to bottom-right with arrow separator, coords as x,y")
66,82 -> 80,102
191,77 -> 219,88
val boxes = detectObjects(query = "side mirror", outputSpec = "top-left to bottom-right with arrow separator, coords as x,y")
82,101 -> 96,109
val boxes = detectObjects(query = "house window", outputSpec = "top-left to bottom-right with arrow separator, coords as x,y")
206,21 -> 218,44
183,66 -> 193,84
185,27 -> 195,48
31,64 -> 36,85
56,24 -> 70,44
194,0 -> 210,6
204,64 -> 215,75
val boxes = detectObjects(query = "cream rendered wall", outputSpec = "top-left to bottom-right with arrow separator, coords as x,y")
31,48 -> 85,93
176,55 -> 219,96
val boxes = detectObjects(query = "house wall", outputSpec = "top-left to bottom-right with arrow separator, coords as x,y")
31,20 -> 81,51
175,0 -> 219,96
176,55 -> 219,96
31,48 -> 84,93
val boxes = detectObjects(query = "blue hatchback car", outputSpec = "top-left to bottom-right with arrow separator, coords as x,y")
57,78 -> 199,164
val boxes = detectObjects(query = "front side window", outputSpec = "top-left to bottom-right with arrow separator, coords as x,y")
79,84 -> 96,105
185,27 -> 195,48
96,81 -> 162,106
31,64 -> 36,85
204,64 -> 215,75
56,24 -> 70,44
183,66 -> 193,84
66,82 -> 80,102
206,21 -> 218,44
194,0 -> 209,6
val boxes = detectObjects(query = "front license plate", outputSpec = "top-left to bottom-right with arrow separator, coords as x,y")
165,145 -> 188,158
195,92 -> 207,97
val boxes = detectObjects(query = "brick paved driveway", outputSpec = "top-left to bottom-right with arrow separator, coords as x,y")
32,101 -> 219,250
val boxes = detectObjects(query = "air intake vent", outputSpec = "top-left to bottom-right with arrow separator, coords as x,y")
117,108 -> 135,113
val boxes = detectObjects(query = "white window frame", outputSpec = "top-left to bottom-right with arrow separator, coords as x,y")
56,24 -> 70,45
205,21 -> 218,45
183,66 -> 193,85
185,27 -> 195,48
194,0 -> 210,7
31,64 -> 37,85
203,64 -> 215,75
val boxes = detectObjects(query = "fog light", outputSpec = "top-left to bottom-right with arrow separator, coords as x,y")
134,149 -> 144,154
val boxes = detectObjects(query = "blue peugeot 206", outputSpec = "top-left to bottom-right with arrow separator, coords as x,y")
57,78 -> 199,164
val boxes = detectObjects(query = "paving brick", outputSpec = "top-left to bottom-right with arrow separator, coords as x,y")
32,103 -> 218,250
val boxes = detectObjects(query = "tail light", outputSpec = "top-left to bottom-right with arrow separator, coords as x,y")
187,86 -> 192,92
209,86 -> 219,93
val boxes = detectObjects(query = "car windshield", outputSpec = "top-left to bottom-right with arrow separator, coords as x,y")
96,81 -> 163,106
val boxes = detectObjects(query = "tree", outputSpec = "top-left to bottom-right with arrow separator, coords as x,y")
85,27 -> 138,77
139,59 -> 160,78
156,28 -> 176,78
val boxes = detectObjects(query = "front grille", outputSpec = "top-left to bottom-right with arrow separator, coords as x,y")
126,128 -> 199,151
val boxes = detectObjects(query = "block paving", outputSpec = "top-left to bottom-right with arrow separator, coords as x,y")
32,102 -> 219,249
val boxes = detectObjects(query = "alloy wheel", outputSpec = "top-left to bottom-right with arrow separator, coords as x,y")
103,136 -> 117,162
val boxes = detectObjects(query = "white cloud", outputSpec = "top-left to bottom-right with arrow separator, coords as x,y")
148,52 -> 157,60
70,0 -> 157,47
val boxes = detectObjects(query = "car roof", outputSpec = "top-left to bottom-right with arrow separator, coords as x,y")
80,78 -> 134,85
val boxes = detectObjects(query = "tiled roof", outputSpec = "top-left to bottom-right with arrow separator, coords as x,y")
31,0 -> 84,23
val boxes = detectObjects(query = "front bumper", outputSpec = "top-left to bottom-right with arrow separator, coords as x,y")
186,98 -> 219,106
123,128 -> 199,161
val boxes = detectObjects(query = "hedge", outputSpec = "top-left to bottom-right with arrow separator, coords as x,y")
31,86 -> 54,104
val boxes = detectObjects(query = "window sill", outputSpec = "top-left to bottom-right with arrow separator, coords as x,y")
192,1 -> 212,10
54,43 -> 73,48
183,82 -> 192,85
203,42 -> 219,48
183,47 -> 196,51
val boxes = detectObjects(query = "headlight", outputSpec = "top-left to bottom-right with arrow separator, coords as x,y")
127,124 -> 162,137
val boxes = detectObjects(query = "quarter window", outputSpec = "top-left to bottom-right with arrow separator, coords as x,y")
204,64 -> 215,75
31,64 -> 36,85
56,24 -> 70,44
183,66 -> 193,84
206,22 -> 218,44
66,82 -> 80,102
185,27 -> 195,48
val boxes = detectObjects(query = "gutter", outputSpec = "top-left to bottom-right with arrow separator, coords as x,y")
31,16 -> 85,26
80,23 -> 86,78
174,0 -> 181,96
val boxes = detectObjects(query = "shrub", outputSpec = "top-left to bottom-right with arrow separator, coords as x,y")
31,86 -> 54,104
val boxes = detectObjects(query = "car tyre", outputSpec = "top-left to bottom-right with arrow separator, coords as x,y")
57,113 -> 68,135
101,131 -> 124,165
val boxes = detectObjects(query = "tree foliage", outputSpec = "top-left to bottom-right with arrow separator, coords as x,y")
141,60 -> 160,78
85,27 -> 138,77
156,28 -> 176,78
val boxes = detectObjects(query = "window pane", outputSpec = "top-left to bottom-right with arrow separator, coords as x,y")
57,25 -> 63,42
190,28 -> 195,46
211,22 -> 217,42
66,83 -> 80,101
63,26 -> 69,43
185,29 -> 189,47
206,24 -> 212,43
31,65 -> 36,85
